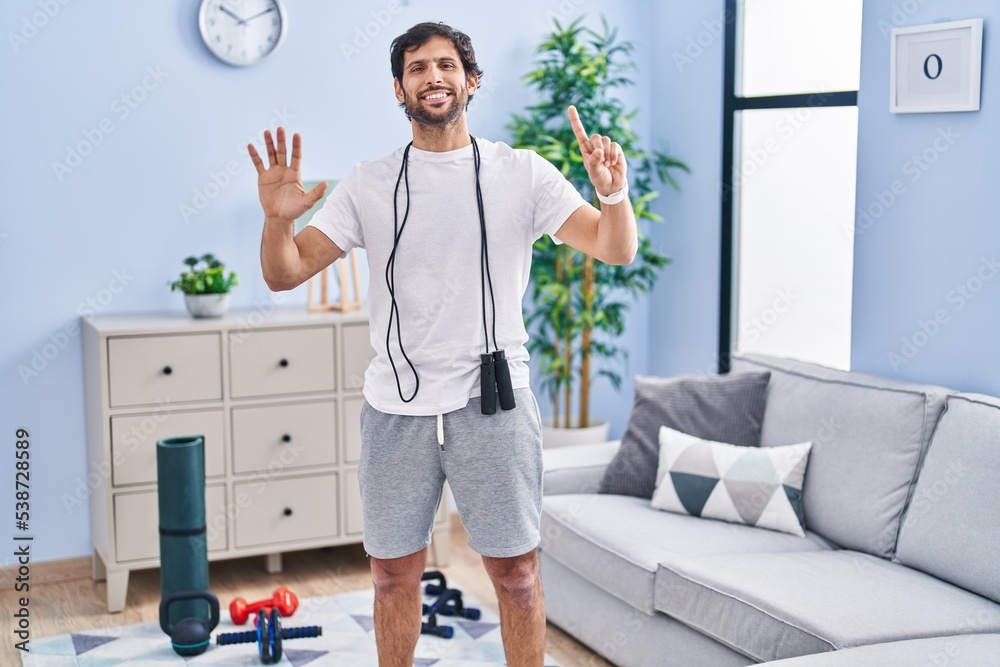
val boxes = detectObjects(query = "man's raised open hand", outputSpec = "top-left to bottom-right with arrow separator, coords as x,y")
567,105 -> 627,199
247,126 -> 328,222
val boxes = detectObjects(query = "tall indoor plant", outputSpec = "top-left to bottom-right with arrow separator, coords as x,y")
509,16 -> 689,436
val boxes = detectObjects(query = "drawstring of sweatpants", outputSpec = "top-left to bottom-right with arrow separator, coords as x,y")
437,413 -> 444,451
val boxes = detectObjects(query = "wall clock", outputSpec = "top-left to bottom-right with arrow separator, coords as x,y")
198,0 -> 287,67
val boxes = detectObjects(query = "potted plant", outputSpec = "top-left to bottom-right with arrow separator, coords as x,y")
508,16 -> 689,446
168,253 -> 239,318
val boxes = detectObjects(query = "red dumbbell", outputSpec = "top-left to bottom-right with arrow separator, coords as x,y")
229,587 -> 299,625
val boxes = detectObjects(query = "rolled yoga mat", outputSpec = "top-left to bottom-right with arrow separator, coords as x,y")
156,435 -> 217,654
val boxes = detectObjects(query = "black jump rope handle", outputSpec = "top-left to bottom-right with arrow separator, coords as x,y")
480,353 -> 497,415
493,349 -> 515,411
481,351 -> 516,415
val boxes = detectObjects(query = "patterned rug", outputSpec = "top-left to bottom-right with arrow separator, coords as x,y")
21,584 -> 562,666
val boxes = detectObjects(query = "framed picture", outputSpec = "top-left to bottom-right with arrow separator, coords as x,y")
890,18 -> 983,113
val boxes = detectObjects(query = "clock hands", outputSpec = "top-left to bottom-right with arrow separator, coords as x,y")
243,6 -> 275,22
218,5 -> 244,25
219,5 -> 273,28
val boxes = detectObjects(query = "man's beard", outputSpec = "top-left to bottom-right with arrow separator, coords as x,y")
405,87 -> 467,126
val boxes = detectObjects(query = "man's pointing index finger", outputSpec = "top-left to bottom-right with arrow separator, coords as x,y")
568,105 -> 591,153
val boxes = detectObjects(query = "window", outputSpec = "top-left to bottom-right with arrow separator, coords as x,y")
721,0 -> 863,371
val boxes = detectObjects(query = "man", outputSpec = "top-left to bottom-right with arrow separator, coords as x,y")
249,21 -> 636,667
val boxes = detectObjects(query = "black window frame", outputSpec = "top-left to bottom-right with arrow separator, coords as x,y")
719,0 -> 859,372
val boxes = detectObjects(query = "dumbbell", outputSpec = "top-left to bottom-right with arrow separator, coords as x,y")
216,607 -> 322,664
229,587 -> 298,625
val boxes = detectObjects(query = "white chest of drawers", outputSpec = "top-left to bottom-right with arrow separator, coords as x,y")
81,306 -> 450,612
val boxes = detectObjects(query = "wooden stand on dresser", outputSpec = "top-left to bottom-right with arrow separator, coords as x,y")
81,306 -> 451,613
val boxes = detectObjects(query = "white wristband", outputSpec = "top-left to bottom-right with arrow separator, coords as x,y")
596,183 -> 629,206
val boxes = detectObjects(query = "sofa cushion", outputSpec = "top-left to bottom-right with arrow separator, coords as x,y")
894,393 -> 1000,604
541,552 -> 757,667
599,371 -> 771,498
730,353 -> 949,558
542,440 -> 621,495
539,493 -> 834,614
652,425 -> 813,536
655,551 -> 1000,663
758,634 -> 1000,666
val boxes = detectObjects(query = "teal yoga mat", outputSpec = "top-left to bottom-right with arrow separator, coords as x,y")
156,435 -> 211,627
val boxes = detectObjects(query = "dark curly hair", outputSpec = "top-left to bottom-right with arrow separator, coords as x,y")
390,22 -> 484,120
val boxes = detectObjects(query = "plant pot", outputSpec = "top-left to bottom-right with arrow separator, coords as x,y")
184,293 -> 231,318
541,416 -> 610,448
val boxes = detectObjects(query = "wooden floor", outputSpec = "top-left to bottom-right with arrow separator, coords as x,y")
1,514 -> 614,666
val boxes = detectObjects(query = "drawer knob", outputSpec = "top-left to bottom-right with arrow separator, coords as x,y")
281,433 -> 292,443
163,365 -> 173,375
283,507 -> 293,517
279,358 -> 289,368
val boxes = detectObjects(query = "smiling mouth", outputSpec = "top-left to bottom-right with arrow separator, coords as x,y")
422,91 -> 451,104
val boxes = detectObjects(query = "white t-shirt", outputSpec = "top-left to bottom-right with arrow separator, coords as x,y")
306,136 -> 589,416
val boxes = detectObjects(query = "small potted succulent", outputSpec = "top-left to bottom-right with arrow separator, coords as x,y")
168,253 -> 238,318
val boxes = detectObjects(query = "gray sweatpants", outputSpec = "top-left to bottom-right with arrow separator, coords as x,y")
357,386 -> 544,559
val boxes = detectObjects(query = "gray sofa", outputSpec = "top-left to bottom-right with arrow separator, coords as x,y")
538,353 -> 1000,666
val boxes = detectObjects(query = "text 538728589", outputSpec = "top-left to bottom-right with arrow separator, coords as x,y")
14,427 -> 32,652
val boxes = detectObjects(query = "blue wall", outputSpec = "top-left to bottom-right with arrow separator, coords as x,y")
646,2 -> 725,378
850,0 -> 1000,396
0,1 -> 654,562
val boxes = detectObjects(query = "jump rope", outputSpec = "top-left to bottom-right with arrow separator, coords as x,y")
384,135 -> 515,415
